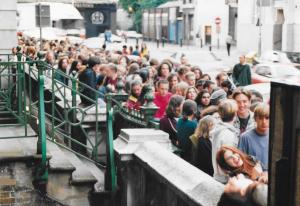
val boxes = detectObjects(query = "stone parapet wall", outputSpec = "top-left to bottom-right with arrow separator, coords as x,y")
114,129 -> 224,206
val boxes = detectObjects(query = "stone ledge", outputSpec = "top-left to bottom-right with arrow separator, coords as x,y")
134,142 -> 224,206
114,129 -> 172,161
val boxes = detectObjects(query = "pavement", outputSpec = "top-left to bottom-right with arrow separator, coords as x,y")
104,38 -> 244,73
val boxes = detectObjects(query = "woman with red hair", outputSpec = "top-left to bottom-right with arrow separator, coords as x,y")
216,145 -> 267,183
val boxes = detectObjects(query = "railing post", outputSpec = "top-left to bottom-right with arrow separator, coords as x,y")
16,52 -> 23,117
140,85 -> 158,126
105,77 -> 128,192
70,71 -> 77,148
105,109 -> 117,192
34,74 -> 48,191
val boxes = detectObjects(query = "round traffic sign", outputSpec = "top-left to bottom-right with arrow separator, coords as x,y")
215,17 -> 221,25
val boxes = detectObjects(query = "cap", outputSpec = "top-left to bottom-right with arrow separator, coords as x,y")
210,89 -> 227,105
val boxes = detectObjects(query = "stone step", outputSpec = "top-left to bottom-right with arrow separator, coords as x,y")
0,137 -> 38,161
60,149 -> 99,185
47,141 -> 76,172
0,124 -> 36,139
0,116 -> 18,124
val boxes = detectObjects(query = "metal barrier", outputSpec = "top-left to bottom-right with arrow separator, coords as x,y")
0,52 -> 159,194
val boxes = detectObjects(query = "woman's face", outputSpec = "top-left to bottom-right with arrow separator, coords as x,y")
186,88 -> 197,100
170,76 -> 178,88
201,92 -> 210,106
161,64 -> 170,78
194,69 -> 201,80
174,103 -> 183,118
76,61 -> 82,70
61,59 -> 68,70
224,174 -> 253,196
224,149 -> 243,168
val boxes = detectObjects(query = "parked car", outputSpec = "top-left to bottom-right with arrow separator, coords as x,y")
257,50 -> 300,69
251,63 -> 300,84
244,83 -> 270,103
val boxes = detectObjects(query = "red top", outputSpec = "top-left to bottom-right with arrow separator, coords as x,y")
126,95 -> 142,110
153,92 -> 172,119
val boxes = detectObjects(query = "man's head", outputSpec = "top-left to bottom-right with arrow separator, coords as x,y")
156,79 -> 169,97
239,55 -> 246,64
185,71 -> 196,86
232,89 -> 252,117
254,103 -> 269,135
218,99 -> 238,123
181,55 -> 188,65
88,56 -> 101,71
107,63 -> 118,78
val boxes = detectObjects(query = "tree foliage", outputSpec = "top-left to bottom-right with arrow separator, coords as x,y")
118,0 -> 169,32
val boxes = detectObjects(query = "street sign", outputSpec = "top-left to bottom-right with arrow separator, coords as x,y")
215,17 -> 221,25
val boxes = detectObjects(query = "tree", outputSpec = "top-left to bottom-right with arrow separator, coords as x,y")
118,0 -> 169,32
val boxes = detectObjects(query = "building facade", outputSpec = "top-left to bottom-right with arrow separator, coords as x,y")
0,0 -> 17,55
237,0 -> 300,53
193,0 -> 234,48
142,1 -> 183,44
18,0 -> 117,38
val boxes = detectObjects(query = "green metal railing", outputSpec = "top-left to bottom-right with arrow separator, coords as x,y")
0,52 -> 160,193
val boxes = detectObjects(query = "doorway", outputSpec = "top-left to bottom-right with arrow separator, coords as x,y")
273,9 -> 284,50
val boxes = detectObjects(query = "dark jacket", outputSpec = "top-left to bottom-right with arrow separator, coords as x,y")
78,67 -> 97,105
232,63 -> 252,86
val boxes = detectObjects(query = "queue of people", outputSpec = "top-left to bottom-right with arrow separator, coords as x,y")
16,33 -> 268,206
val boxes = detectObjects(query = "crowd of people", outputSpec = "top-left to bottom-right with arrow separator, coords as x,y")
15,33 -> 269,206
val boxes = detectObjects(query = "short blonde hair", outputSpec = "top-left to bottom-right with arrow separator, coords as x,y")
218,99 -> 238,122
254,103 -> 269,119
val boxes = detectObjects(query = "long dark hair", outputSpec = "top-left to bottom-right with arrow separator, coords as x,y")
216,146 -> 257,177
69,60 -> 79,75
165,95 -> 184,118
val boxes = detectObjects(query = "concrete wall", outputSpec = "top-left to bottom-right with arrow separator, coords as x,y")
114,129 -> 224,206
0,0 -> 17,55
194,0 -> 229,48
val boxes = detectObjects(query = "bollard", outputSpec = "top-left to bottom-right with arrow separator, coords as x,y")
180,38 -> 183,47
209,45 -> 212,52
157,39 -> 159,48
200,38 -> 203,48
136,38 -> 139,45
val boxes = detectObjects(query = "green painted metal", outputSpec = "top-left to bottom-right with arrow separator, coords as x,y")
36,74 -> 48,181
0,52 -> 159,194
107,109 -> 117,192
